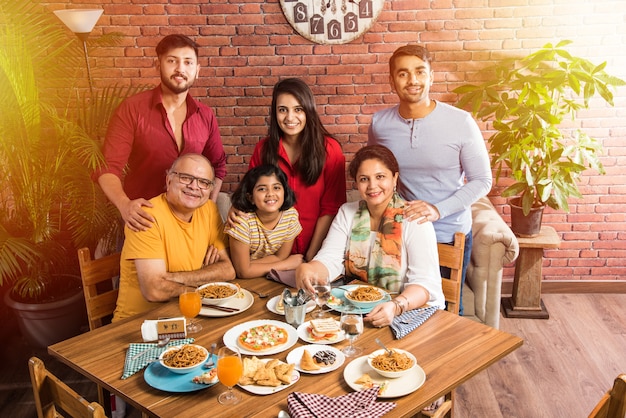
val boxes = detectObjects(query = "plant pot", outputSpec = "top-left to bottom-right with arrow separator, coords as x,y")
3,275 -> 87,348
509,197 -> 544,238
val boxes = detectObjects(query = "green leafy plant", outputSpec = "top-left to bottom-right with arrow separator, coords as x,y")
0,2 -> 148,301
454,40 -> 625,215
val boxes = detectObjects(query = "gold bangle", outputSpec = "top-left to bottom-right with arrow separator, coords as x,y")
393,298 -> 406,315
391,300 -> 402,316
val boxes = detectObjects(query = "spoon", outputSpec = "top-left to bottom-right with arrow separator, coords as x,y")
204,342 -> 217,368
282,288 -> 295,306
131,336 -> 170,361
375,338 -> 394,356
278,411 -> 291,418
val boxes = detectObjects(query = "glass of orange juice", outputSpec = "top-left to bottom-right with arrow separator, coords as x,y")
179,289 -> 202,333
217,346 -> 243,405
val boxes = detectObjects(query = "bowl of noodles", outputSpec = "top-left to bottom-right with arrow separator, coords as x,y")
344,285 -> 386,310
367,348 -> 416,379
197,282 -> 239,305
159,344 -> 209,374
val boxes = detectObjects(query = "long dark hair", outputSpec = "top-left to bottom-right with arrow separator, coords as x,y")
262,78 -> 336,186
231,165 -> 296,212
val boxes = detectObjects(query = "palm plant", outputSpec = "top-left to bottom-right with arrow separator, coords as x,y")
454,41 -> 625,216
0,2 -> 147,301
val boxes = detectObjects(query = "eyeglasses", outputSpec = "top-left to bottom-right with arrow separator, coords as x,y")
170,171 -> 214,190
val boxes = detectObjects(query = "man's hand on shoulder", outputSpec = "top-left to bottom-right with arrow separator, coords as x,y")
404,200 -> 440,224
123,198 -> 156,232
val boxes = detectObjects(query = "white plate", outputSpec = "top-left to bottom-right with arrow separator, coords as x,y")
296,320 -> 345,345
343,355 -> 426,398
286,344 -> 345,374
237,358 -> 301,395
223,319 -> 298,356
199,289 -> 254,317
266,295 -> 316,315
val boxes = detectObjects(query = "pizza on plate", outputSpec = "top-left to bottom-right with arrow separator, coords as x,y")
238,324 -> 289,352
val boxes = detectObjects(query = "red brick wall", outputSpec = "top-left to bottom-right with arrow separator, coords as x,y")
45,0 -> 626,283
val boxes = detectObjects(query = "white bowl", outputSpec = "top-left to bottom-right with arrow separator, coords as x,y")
367,348 -> 417,379
159,344 -> 208,374
344,285 -> 385,310
197,282 -> 239,304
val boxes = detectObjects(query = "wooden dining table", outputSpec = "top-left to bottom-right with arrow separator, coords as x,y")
49,277 -> 523,418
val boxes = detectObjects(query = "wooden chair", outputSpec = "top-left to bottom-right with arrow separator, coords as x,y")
422,232 -> 466,418
77,247 -> 120,414
29,356 -> 107,418
588,374 -> 626,418
77,247 -> 120,331
437,231 -> 466,315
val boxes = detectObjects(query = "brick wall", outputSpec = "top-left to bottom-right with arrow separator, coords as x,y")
45,0 -> 626,283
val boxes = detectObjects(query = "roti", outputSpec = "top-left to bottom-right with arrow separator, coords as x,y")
238,324 -> 289,352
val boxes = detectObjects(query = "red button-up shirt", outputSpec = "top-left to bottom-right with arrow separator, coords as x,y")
96,86 -> 226,200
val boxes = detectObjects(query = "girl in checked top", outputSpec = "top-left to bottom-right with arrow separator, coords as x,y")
225,165 -> 304,278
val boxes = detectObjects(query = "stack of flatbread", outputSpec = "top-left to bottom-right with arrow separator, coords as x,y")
239,356 -> 295,387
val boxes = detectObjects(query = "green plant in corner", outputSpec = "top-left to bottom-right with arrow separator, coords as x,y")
454,40 -> 625,216
0,2 -> 148,302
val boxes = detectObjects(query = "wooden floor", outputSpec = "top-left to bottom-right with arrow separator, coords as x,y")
1,293 -> 624,417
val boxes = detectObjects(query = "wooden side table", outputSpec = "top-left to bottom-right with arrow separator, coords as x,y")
502,226 -> 561,319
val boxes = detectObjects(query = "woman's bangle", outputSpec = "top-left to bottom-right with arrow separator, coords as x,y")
391,300 -> 403,316
392,297 -> 407,315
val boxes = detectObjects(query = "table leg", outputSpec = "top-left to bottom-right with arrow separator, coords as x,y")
502,247 -> 549,319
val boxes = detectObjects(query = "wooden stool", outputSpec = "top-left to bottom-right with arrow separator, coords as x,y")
502,226 -> 560,319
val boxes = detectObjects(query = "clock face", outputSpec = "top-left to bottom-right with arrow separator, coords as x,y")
280,0 -> 385,45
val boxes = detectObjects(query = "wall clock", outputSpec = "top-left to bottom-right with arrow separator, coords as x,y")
280,0 -> 385,45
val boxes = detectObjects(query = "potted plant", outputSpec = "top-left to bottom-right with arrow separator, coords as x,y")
454,40 -> 625,236
0,2 -> 135,347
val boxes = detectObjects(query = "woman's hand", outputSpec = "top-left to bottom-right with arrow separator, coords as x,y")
364,302 -> 396,328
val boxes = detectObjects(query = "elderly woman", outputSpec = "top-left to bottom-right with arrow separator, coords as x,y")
296,145 -> 445,328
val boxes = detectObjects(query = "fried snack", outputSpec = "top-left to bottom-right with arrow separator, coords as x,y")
300,349 -> 321,371
238,356 -> 293,387
370,350 -> 414,372
275,363 -> 295,385
355,373 -> 373,385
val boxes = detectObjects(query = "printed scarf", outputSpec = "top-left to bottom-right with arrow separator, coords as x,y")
345,193 -> 404,293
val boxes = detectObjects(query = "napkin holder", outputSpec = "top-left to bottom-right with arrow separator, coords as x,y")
141,317 -> 186,342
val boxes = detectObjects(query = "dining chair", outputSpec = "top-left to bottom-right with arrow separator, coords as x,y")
77,247 -> 120,331
29,356 -> 107,418
421,232 -> 466,418
437,231 -> 466,315
588,373 -> 626,418
77,247 -> 120,415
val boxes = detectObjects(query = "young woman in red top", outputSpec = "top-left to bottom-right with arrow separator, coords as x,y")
239,78 -> 346,262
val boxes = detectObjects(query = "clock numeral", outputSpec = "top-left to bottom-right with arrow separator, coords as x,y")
327,19 -> 342,40
359,0 -> 373,18
344,13 -> 358,33
310,14 -> 324,34
294,3 -> 308,23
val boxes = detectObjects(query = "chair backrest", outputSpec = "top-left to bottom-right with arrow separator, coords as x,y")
437,232 -> 465,315
77,247 -> 120,331
589,374 -> 626,418
29,357 -> 107,418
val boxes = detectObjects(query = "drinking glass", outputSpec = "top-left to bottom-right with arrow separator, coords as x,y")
310,275 -> 331,319
179,289 -> 202,333
217,346 -> 243,405
340,306 -> 363,357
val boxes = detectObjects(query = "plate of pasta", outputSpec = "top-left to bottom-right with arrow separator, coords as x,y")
199,288 -> 254,317
343,353 -> 426,398
327,286 -> 391,314
144,355 -> 217,392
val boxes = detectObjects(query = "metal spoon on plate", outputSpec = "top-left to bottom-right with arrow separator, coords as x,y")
131,336 -> 170,361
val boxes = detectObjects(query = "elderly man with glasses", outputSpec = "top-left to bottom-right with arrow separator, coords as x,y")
112,153 -> 235,322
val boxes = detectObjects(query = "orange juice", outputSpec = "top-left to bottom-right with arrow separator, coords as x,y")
179,292 -> 201,318
217,356 -> 243,387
